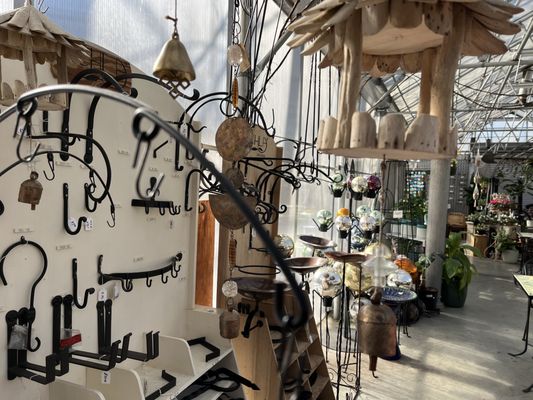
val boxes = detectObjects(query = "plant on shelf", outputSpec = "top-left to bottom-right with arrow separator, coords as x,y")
397,192 -> 428,225
437,233 -> 481,308
466,212 -> 495,235
503,159 -> 533,210
494,229 -> 519,263
497,213 -> 518,226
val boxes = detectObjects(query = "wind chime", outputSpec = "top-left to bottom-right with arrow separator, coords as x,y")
217,0 -> 254,338
152,0 -> 196,99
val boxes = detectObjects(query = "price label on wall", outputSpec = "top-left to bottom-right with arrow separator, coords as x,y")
101,371 -> 111,384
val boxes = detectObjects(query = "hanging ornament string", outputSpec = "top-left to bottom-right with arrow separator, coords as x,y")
229,0 -> 242,110
166,0 -> 179,38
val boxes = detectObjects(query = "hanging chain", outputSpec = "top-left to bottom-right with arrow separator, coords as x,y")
231,0 -> 242,110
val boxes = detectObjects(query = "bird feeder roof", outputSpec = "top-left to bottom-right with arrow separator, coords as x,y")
288,0 -> 524,75
0,1 -> 89,66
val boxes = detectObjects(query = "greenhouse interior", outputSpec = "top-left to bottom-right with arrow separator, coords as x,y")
0,0 -> 533,399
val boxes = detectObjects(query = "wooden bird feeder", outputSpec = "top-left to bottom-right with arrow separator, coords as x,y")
0,0 -> 89,110
288,0 -> 523,160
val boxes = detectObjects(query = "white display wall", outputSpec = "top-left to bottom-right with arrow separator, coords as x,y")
0,64 -> 200,399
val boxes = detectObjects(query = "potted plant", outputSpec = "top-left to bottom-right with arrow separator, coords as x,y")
438,233 -> 481,308
495,229 -> 519,263
415,255 -> 439,311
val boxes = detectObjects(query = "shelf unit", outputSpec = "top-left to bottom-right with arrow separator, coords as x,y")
49,380 -> 105,400
233,292 -> 334,400
82,309 -> 244,400
319,146 -> 452,161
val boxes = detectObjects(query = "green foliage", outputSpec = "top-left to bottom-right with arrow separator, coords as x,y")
494,230 -> 516,252
397,192 -> 428,223
439,233 -> 481,290
503,159 -> 533,199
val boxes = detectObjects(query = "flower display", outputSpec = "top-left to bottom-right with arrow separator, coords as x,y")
488,193 -> 512,210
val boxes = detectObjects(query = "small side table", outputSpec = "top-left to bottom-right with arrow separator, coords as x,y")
509,274 -> 533,393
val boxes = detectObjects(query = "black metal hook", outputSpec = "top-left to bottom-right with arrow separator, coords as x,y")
1,236 -> 47,352
146,276 -> 152,288
152,140 -> 169,159
158,204 -> 166,216
122,279 -> 133,293
63,183 -> 88,235
168,203 -> 180,215
72,258 -> 95,309
171,254 -> 181,278
43,152 -> 55,181
14,113 -> 41,163
132,109 -> 164,201
106,204 -> 116,228
84,183 -> 98,212
161,273 -> 169,284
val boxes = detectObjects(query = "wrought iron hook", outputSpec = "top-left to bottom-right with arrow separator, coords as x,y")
72,258 -> 95,309
15,114 -> 41,163
146,276 -> 152,288
161,273 -> 169,284
84,183 -> 98,212
63,183 -> 87,235
168,203 -> 180,215
0,236 -> 47,352
106,204 -> 116,228
43,152 -> 55,181
132,117 -> 164,201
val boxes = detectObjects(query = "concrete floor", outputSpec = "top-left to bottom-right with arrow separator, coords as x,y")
334,257 -> 533,400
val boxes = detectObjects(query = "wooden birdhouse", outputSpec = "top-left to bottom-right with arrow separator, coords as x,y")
288,0 -> 523,160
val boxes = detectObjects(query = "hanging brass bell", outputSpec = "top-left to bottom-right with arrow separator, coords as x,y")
18,171 -> 43,210
153,32 -> 196,84
357,287 -> 397,372
219,302 -> 240,339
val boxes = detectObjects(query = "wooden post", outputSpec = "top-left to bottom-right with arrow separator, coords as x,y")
418,48 -> 434,115
429,4 -> 466,153
337,10 -> 362,148
22,36 -> 37,90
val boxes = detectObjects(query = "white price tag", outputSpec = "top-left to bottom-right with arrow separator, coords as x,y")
98,288 -> 107,302
101,371 -> 111,384
393,210 -> 403,219
113,284 -> 120,299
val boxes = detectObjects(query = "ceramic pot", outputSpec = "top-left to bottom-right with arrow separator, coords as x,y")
441,279 -> 468,308
502,249 -> 519,264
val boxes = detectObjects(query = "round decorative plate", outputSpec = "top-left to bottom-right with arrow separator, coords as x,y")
215,117 -> 253,161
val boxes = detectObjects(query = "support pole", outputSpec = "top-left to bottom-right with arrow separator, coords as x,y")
426,5 -> 465,290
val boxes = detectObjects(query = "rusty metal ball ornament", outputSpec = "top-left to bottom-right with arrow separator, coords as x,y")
273,234 -> 295,258
18,171 -> 43,210
215,117 -> 253,161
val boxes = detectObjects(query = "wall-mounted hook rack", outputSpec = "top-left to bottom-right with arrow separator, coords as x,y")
71,258 -> 95,309
63,183 -> 87,235
131,199 -> 181,216
52,295 -> 119,372
6,308 -> 67,384
92,299 -> 159,363
97,253 -> 182,292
